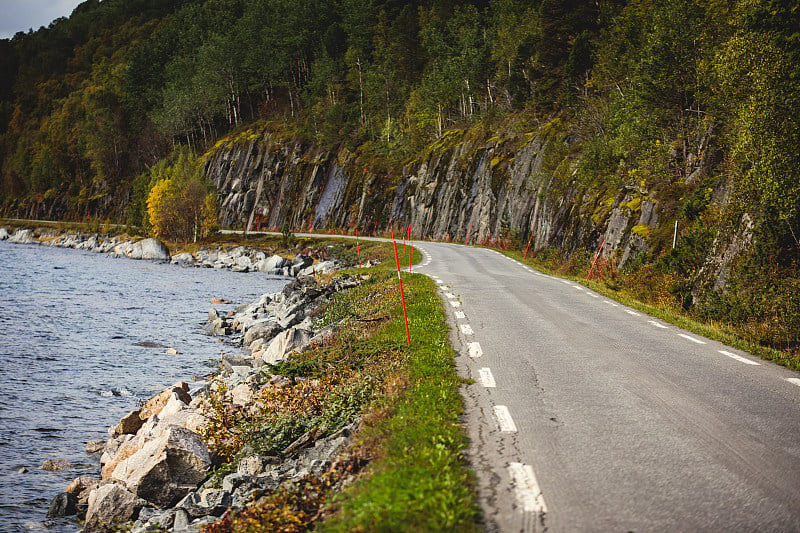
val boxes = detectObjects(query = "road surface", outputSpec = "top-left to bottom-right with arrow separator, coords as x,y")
410,241 -> 800,533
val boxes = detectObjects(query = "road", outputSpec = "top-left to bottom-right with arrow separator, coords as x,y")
410,241 -> 800,533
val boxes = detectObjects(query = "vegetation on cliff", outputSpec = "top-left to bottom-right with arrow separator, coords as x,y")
0,1 -> 798,353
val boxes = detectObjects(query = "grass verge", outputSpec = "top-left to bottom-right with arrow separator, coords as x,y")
500,248 -> 800,372
204,243 -> 478,532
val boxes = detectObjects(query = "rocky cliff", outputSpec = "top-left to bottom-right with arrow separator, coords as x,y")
205,124 -> 671,270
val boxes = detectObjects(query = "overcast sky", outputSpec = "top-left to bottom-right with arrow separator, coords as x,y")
0,0 -> 84,39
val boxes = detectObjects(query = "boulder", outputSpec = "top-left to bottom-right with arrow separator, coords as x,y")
111,426 -> 211,508
299,260 -> 339,277
139,383 -> 191,421
47,492 -> 78,517
255,254 -> 289,272
220,352 -> 253,374
112,408 -> 145,437
261,327 -> 312,365
139,238 -> 170,260
290,254 -> 313,276
42,459 -> 72,471
242,321 -> 283,346
9,229 -> 36,244
65,476 -> 101,504
84,483 -> 143,532
171,252 -> 196,266
175,489 -> 231,519
86,440 -> 107,453
0,227 -> 9,240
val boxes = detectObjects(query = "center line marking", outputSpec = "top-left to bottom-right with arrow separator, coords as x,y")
479,368 -> 496,387
719,350 -> 760,365
787,378 -> 800,387
678,333 -> 706,344
468,342 -> 483,358
508,463 -> 548,515
460,324 -> 474,335
625,310 -> 640,316
648,320 -> 668,329
450,300 -> 461,307
454,311 -> 466,319
494,405 -> 517,432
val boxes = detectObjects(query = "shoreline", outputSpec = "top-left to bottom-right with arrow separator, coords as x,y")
2,226 -> 365,531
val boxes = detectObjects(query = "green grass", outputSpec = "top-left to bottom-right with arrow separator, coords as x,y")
319,270 -> 479,532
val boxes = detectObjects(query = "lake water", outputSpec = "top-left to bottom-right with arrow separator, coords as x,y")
0,240 -> 286,531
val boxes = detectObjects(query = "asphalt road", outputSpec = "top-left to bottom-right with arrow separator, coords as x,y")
410,241 -> 800,533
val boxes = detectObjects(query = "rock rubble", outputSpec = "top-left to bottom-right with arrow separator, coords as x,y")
51,274 -> 364,531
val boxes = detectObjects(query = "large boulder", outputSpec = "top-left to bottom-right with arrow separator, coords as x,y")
111,426 -> 211,508
290,254 -> 313,276
255,254 -> 289,272
84,483 -> 143,532
139,238 -> 170,260
65,476 -> 101,504
261,327 -> 312,365
47,492 -> 78,517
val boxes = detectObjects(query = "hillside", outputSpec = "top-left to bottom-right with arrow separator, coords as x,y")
0,0 -> 798,355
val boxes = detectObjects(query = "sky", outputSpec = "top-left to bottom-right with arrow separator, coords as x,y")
0,0 -> 84,39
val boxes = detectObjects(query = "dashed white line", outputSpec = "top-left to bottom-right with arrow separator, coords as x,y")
454,311 -> 466,319
460,324 -> 474,335
445,292 -> 456,299
572,285 -> 584,291
494,405 -> 518,432
625,310 -> 640,316
787,378 -> 800,387
560,280 -> 572,285
678,333 -> 706,344
508,463 -> 548,515
603,300 -> 618,307
648,320 -> 668,329
468,342 -> 483,358
450,300 -> 461,307
587,293 -> 599,298
719,350 -> 761,365
479,368 -> 496,388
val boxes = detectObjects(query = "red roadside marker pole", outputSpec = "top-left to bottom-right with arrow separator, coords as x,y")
523,231 -> 535,259
393,238 -> 411,346
586,238 -> 606,281
356,229 -> 361,268
466,223 -> 472,244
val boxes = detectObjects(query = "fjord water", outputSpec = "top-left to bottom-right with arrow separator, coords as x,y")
0,240 -> 286,531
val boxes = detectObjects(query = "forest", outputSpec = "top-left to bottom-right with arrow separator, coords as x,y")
0,0 -> 798,351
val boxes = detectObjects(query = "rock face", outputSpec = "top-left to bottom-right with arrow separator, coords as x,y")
139,238 -> 171,260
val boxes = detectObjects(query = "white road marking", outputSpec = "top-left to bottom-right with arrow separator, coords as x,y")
625,310 -> 640,316
678,333 -> 706,344
454,311 -> 466,319
648,320 -> 668,329
445,292 -> 456,299
561,280 -> 572,285
604,300 -> 618,307
787,378 -> 800,387
508,463 -> 548,514
587,293 -> 600,298
450,300 -> 461,307
468,342 -> 483,358
460,324 -> 474,335
719,350 -> 761,365
494,405 -> 517,432
479,368 -> 496,387
572,285 -> 584,291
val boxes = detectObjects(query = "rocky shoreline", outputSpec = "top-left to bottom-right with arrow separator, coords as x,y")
44,273 -> 365,531
2,226 -> 369,531
0,227 -> 343,276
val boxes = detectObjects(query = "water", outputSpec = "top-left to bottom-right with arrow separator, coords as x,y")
0,240 -> 286,531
